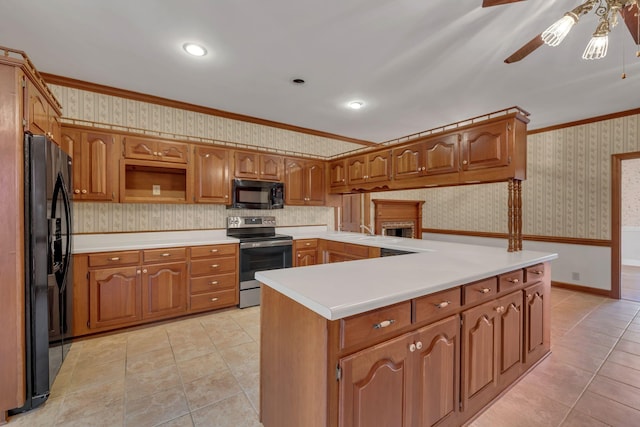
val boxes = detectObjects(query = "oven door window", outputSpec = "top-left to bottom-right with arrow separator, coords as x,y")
240,244 -> 292,283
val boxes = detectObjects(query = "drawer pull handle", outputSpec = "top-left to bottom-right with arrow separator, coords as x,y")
507,278 -> 519,284
409,343 -> 416,352
109,257 -> 120,261
373,319 -> 395,329
210,249 -> 219,253
434,301 -> 451,309
479,288 -> 491,294
209,281 -> 218,285
211,264 -> 219,268
531,270 -> 543,275
161,253 -> 171,257
210,297 -> 219,302
416,341 -> 423,350
305,243 -> 311,246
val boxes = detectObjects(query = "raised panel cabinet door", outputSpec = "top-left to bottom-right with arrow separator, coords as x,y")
27,81 -> 49,135
497,291 -> 523,386
414,315 -> 460,427
284,158 -> 305,205
393,143 -> 423,181
123,136 -> 157,161
329,159 -> 347,187
461,121 -> 509,171
424,134 -> 460,176
305,161 -> 325,205
295,248 -> 317,266
260,154 -> 283,181
79,132 -> 117,201
157,141 -> 189,164
141,262 -> 187,320
523,282 -> 547,366
347,155 -> 367,186
65,128 -> 84,198
194,146 -> 230,203
339,332 -> 413,427
234,151 -> 259,179
461,300 -> 499,413
366,151 -> 392,183
89,266 -> 141,329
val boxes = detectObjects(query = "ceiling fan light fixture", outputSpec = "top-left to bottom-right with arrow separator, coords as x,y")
542,13 -> 578,46
582,34 -> 609,59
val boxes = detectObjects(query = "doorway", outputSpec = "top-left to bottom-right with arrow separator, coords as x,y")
612,152 -> 640,302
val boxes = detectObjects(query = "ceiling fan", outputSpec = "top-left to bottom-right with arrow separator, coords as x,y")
482,0 -> 640,63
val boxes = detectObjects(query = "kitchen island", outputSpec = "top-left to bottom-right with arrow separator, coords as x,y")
256,240 -> 557,427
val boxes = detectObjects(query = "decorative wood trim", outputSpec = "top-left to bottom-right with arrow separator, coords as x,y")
41,73 -> 378,148
551,281 -> 613,298
528,107 -> 640,135
422,228 -> 612,247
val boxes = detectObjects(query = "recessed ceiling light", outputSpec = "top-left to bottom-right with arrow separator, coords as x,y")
348,101 -> 364,110
183,43 -> 207,57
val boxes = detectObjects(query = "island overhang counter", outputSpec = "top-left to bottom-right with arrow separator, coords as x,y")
257,241 -> 557,427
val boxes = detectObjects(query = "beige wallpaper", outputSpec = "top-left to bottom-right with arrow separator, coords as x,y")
622,158 -> 640,227
51,82 -> 640,239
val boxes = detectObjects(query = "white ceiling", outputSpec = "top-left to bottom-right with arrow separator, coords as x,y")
1,0 -> 639,143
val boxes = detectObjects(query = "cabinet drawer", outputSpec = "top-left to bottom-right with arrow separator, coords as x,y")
296,239 -> 318,249
414,287 -> 461,324
190,273 -> 237,294
498,269 -> 524,292
340,301 -> 412,349
88,251 -> 140,268
191,257 -> 236,276
190,289 -> 237,311
191,244 -> 237,259
525,264 -> 545,283
143,247 -> 187,263
463,277 -> 498,305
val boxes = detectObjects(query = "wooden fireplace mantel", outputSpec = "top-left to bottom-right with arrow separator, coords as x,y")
372,199 -> 424,238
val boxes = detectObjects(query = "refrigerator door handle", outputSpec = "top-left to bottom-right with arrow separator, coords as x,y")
51,172 -> 72,292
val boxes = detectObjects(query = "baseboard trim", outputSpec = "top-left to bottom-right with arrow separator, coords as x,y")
551,281 -> 613,298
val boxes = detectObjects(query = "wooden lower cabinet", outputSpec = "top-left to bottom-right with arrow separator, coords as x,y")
339,315 -> 460,427
294,239 -> 319,267
189,244 -> 239,312
523,281 -> 549,369
323,241 -> 380,263
89,266 -> 142,329
141,262 -> 187,320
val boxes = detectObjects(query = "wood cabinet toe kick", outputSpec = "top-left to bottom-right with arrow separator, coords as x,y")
260,262 -> 551,427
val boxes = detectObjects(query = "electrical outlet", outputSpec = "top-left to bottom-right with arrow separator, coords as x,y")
152,185 -> 161,196
572,272 -> 580,281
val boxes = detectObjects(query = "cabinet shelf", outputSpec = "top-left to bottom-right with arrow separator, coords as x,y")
121,160 -> 189,203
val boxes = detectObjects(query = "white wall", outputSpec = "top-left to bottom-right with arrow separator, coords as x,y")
622,226 -> 640,266
423,233 -> 611,292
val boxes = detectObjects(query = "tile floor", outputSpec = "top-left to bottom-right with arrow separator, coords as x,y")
5,287 -> 640,427
622,265 -> 640,302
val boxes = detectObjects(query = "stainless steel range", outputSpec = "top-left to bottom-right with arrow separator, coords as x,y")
227,216 -> 293,308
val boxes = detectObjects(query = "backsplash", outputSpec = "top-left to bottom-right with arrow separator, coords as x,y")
73,203 -> 334,234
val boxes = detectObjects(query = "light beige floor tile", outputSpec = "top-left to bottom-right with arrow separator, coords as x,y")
67,357 -> 126,393
190,393 -> 261,427
184,370 -> 242,411
615,338 -> 640,356
125,363 -> 183,399
547,342 -> 608,373
587,375 -> 640,410
54,404 -> 124,427
157,414 -> 195,427
127,329 -> 171,357
126,346 -> 176,375
598,360 -> 640,388
560,409 -> 611,426
607,349 -> 640,370
622,329 -> 640,343
125,388 -> 189,427
176,350 -> 228,383
218,342 -> 259,378
5,396 -> 64,427
56,378 -> 124,424
574,391 -> 640,427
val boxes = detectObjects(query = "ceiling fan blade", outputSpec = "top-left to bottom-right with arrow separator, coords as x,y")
504,34 -> 544,63
620,4 -> 639,45
482,0 -> 526,7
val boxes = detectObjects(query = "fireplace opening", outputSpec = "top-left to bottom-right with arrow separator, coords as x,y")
381,221 -> 415,239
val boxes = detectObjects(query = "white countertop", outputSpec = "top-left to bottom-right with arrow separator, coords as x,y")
256,235 -> 557,321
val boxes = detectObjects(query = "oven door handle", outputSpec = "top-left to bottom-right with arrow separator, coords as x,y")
240,240 -> 293,249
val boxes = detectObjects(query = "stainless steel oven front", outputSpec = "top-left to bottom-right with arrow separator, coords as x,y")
239,239 -> 292,307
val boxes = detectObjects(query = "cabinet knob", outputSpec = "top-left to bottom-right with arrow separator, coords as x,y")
210,264 -> 219,268
224,195 -> 229,198
479,288 -> 491,294
205,154 -> 210,158
416,341 -> 423,350
210,297 -> 219,302
157,152 -> 163,156
373,319 -> 395,329
507,278 -> 519,284
209,281 -> 218,285
494,306 -> 505,313
81,189 -> 87,194
137,270 -> 141,275
74,189 -> 80,194
210,249 -> 219,253
531,270 -> 543,275
297,254 -> 301,258
142,268 -> 148,273
409,343 -> 416,352
305,243 -> 311,246
109,257 -> 120,261
434,301 -> 451,309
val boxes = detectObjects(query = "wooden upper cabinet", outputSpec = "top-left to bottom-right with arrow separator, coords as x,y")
24,77 -> 61,144
234,151 -> 283,181
424,134 -> 460,176
194,146 -> 230,204
347,151 -> 392,187
393,143 -> 422,181
461,121 -> 509,171
123,137 -> 188,164
67,127 -> 118,201
284,158 -> 325,206
329,159 -> 347,188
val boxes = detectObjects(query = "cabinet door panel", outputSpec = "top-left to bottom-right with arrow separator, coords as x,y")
142,263 -> 187,319
393,144 -> 422,181
157,141 -> 188,163
339,333 -> 412,427
195,146 -> 230,203
366,151 -> 391,183
499,293 -> 523,376
284,159 -> 305,205
462,121 -> 509,170
466,314 -> 495,397
306,161 -> 325,205
295,248 -> 317,267
524,282 -> 548,366
415,315 -> 460,427
329,160 -> 347,187
234,151 -> 258,178
424,135 -> 459,176
123,137 -> 156,161
89,266 -> 141,329
347,156 -> 366,185
28,84 -> 49,135
260,154 -> 283,181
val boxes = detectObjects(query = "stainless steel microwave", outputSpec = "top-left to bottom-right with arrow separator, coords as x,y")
230,179 -> 284,209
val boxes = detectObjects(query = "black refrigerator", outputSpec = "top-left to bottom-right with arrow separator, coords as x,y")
10,134 -> 73,414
